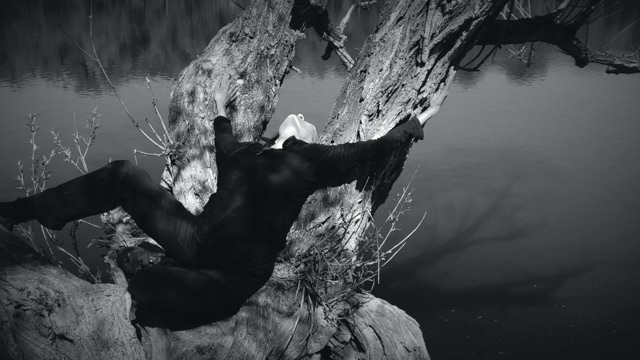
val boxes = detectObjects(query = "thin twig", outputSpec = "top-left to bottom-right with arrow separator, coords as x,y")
597,19 -> 639,51
83,1 -> 165,151
144,118 -> 164,145
382,211 -> 427,267
134,149 -> 166,157
145,77 -> 173,145
229,0 -> 245,10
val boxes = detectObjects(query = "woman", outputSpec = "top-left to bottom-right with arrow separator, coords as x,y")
0,81 -> 447,328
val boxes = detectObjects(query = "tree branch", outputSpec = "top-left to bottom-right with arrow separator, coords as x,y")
323,1 -> 378,70
555,38 -> 640,74
299,1 -> 358,70
321,27 -> 356,70
476,5 -> 640,74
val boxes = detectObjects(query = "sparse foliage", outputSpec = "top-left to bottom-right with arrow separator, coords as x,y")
52,107 -> 100,174
288,177 -> 425,311
14,112 -> 101,283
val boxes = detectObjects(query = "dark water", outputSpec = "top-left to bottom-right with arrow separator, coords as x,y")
1,1 -> 639,359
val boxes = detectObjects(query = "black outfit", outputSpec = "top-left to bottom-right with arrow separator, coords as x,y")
0,115 -> 423,327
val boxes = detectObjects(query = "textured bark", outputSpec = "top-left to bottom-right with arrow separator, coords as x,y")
156,0 -> 510,358
0,227 -> 145,360
134,264 -> 337,360
289,0 -> 509,255
161,0 -> 313,213
324,293 -> 428,359
0,1 -> 538,359
0,226 -> 424,360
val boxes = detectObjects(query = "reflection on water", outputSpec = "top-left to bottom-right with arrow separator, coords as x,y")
1,1 -> 640,359
0,0 -> 243,90
375,56 -> 640,358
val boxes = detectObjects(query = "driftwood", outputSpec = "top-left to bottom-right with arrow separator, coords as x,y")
3,0 -> 637,359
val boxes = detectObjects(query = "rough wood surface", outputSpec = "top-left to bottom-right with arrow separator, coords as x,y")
0,226 -> 145,360
162,0 -> 315,213
289,0 -> 510,255
1,225 -> 426,359
324,293 -> 428,359
0,1 -> 529,359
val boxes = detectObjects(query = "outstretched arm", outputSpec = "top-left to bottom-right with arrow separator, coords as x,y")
300,84 -> 450,188
296,117 -> 424,188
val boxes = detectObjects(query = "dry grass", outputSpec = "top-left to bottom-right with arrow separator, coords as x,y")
287,177 -> 426,311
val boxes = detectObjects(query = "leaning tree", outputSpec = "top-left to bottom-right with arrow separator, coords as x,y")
1,0 -> 637,359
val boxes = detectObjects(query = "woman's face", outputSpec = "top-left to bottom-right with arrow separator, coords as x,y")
272,114 -> 318,149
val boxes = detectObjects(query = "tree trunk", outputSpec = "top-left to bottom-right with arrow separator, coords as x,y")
0,1 -> 516,359
289,0 -> 510,256
160,0 -> 314,213
0,227 -> 145,360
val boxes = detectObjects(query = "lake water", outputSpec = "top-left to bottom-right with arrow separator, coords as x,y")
1,1 -> 639,359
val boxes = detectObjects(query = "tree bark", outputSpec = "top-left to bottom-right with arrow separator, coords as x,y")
0,227 -> 145,360
160,0 -> 313,213
16,0 -> 638,359
160,0 -> 511,358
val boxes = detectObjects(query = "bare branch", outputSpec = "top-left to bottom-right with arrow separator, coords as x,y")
229,0 -> 245,11
87,29 -> 165,150
557,40 -> 640,74
305,1 -> 367,70
475,1 -> 640,74
323,0 -> 377,67
145,77 -> 173,145
63,2 -> 171,153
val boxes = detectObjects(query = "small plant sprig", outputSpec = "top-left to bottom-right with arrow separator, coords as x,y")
133,77 -> 176,164
289,174 -> 426,311
16,113 -> 57,258
52,107 -> 100,174
17,114 -> 56,195
15,112 -> 101,283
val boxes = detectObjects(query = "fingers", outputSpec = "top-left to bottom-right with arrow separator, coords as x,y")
436,68 -> 456,103
431,69 -> 455,107
225,83 -> 240,107
215,78 -> 244,111
431,89 -> 449,108
417,69 -> 455,126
